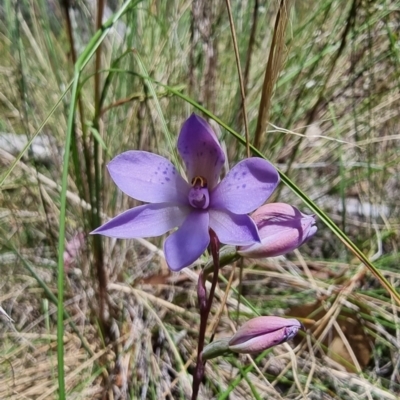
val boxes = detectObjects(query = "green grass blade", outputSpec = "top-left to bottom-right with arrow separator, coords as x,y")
0,81 -> 72,187
132,51 -> 180,166
56,1 -> 141,397
7,244 -> 94,357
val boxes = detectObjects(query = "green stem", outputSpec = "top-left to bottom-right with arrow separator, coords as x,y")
57,1 -> 141,397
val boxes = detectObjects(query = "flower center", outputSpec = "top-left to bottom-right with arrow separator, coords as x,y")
188,176 -> 210,209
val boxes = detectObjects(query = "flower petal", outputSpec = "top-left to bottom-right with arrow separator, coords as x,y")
210,158 -> 279,214
229,316 -> 301,346
209,209 -> 260,246
238,203 -> 317,258
177,114 -> 225,189
228,317 -> 301,354
108,151 -> 190,204
164,210 -> 210,271
229,328 -> 298,354
91,203 -> 190,238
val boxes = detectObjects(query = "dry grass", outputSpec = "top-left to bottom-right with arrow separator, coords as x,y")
0,0 -> 400,399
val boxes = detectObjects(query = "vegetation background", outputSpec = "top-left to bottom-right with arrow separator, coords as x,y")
0,0 -> 399,399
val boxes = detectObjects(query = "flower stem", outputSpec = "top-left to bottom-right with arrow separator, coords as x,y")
207,230 -> 221,314
191,230 -> 220,400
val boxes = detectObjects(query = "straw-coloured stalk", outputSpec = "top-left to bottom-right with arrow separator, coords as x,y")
254,0 -> 292,150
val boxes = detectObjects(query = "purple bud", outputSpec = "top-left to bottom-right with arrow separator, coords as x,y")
197,271 -> 207,312
238,203 -> 317,258
228,316 -> 302,354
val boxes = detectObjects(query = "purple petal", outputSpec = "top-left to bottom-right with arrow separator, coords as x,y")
228,317 -> 301,353
238,203 -> 317,258
177,114 -> 225,189
229,317 -> 301,345
210,158 -> 279,214
164,210 -> 210,271
229,328 -> 291,354
91,203 -> 190,238
108,151 -> 190,204
209,209 -> 260,245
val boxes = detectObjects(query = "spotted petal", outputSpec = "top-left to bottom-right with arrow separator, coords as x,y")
209,209 -> 260,245
108,151 -> 190,204
210,158 -> 279,214
164,210 -> 210,271
177,114 -> 225,189
91,203 -> 190,238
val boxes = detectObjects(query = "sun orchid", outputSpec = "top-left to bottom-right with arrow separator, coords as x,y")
92,114 -> 279,271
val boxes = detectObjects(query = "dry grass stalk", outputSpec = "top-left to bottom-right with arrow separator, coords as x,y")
254,0 -> 292,150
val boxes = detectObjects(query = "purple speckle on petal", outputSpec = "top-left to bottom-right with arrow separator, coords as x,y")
242,184 -> 246,188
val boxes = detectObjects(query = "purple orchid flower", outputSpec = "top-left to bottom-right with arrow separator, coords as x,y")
92,114 -> 279,271
228,316 -> 302,354
238,203 -> 317,258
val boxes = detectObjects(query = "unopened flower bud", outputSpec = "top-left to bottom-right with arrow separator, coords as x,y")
228,316 -> 302,354
238,203 -> 316,258
197,271 -> 207,312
